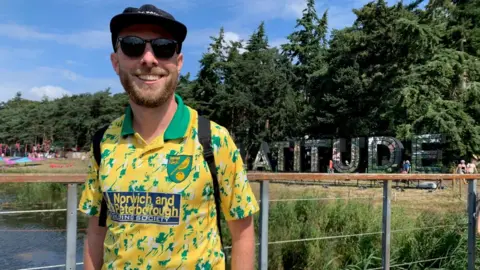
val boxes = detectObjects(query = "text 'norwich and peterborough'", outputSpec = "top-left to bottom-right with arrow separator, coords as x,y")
105,191 -> 181,225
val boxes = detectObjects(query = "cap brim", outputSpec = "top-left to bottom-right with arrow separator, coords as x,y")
110,13 -> 187,43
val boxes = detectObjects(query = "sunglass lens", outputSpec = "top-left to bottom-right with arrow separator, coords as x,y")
151,39 -> 177,59
120,36 -> 146,57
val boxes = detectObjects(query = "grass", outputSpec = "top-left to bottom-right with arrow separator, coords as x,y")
1,161 -> 479,269
221,188 -> 473,270
220,182 -> 475,269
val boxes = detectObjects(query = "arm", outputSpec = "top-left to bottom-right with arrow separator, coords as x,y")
78,146 -> 107,269
211,125 -> 260,269
228,216 -> 256,270
83,216 -> 107,270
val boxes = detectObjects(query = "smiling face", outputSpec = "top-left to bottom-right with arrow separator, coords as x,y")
110,24 -> 184,108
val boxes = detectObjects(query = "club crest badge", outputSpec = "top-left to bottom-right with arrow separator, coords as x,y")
167,155 -> 193,183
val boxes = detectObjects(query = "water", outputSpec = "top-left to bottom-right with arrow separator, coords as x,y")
0,183 -> 87,270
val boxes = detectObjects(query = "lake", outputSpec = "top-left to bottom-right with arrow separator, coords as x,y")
0,183 -> 87,270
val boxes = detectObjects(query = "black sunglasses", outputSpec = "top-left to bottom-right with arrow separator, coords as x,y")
117,36 -> 178,59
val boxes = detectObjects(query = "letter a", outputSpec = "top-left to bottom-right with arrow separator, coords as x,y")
252,141 -> 272,171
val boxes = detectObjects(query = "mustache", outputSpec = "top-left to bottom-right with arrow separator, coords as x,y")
133,68 -> 168,76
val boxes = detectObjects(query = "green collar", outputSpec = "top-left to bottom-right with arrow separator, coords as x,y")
121,94 -> 190,140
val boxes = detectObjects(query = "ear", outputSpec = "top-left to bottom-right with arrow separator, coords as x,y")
176,53 -> 183,73
110,52 -> 119,75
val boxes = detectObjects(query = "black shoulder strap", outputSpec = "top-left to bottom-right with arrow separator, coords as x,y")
92,125 -> 108,227
92,126 -> 107,167
198,115 -> 224,249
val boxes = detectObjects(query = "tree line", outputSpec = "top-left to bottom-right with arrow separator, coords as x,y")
0,0 -> 479,163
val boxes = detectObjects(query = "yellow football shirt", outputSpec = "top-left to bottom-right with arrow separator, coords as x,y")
78,94 -> 259,269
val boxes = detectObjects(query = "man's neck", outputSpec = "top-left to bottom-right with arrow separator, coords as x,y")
130,95 -> 177,144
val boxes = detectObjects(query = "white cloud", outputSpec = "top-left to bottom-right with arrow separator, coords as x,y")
229,0 -> 307,20
270,38 -> 288,49
66,60 -> 85,66
185,29 -> 249,54
221,32 -> 288,52
0,23 -> 53,40
188,29 -> 288,56
285,0 -> 308,18
29,85 -> 72,101
150,0 -> 195,10
0,47 -> 43,61
222,0 -> 387,35
0,23 -> 109,49
184,28 -> 219,48
0,67 -> 122,102
224,31 -> 242,44
223,31 -> 247,54
324,6 -> 358,31
61,30 -> 110,49
68,0 -> 195,10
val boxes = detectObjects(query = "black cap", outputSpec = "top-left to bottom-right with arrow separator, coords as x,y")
110,4 -> 187,52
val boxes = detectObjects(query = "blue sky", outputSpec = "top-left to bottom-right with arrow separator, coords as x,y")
0,0 -> 420,102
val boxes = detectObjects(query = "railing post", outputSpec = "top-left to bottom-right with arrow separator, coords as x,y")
258,180 -> 269,270
66,183 -> 78,270
382,180 -> 391,270
467,179 -> 477,270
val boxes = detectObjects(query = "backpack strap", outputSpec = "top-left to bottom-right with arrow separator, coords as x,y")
198,115 -> 224,249
91,125 -> 108,227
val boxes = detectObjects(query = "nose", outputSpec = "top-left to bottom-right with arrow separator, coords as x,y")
140,43 -> 158,67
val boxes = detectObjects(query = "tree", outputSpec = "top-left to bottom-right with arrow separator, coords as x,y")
190,28 -> 228,116
1,0 -> 478,164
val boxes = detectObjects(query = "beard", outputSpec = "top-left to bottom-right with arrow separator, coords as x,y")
119,66 -> 178,108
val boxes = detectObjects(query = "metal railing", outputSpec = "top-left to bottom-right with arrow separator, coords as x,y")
1,172 -> 479,270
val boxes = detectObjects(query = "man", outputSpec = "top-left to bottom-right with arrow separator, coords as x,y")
467,158 -> 478,174
457,159 -> 467,174
79,4 -> 259,269
402,160 -> 410,173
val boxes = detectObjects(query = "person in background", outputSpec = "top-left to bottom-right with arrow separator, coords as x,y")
467,159 -> 477,174
457,160 -> 467,174
402,160 -> 411,174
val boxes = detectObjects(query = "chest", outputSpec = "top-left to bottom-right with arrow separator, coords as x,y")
98,137 -> 215,224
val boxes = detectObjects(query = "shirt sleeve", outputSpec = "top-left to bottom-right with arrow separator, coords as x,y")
78,145 -> 103,217
212,125 -> 260,221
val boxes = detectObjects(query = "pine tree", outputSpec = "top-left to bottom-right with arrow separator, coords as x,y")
190,28 -> 227,116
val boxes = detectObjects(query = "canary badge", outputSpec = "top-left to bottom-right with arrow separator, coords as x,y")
167,155 -> 193,183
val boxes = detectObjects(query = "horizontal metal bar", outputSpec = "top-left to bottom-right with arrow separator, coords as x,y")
392,224 -> 467,233
249,173 -> 480,181
3,192 -> 443,216
269,231 -> 383,244
0,209 -> 67,215
17,262 -> 84,270
368,256 -> 452,269
0,174 -> 86,183
268,196 -> 375,202
1,173 -> 480,183
1,224 -> 458,234
0,228 -> 86,232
